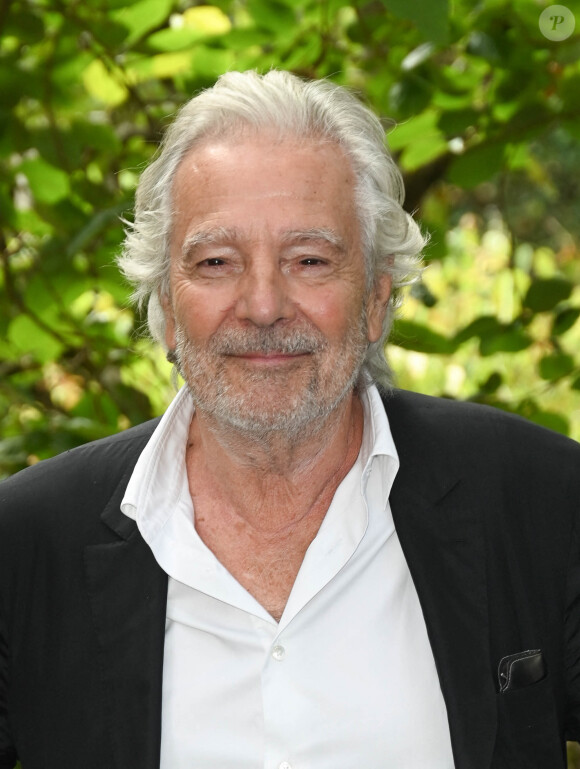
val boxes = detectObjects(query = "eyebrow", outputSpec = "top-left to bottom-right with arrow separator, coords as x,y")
281,228 -> 347,253
181,227 -> 240,260
181,226 -> 347,260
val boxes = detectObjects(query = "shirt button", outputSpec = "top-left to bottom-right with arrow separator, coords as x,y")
278,763 -> 292,769
272,644 -> 286,661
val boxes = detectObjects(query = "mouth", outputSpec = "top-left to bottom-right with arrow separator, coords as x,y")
228,352 -> 311,365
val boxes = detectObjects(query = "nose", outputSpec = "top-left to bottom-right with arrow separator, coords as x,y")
234,259 -> 295,327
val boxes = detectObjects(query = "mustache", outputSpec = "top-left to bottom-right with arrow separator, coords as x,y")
207,326 -> 328,356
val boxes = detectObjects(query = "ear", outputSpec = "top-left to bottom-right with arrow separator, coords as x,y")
366,273 -> 392,343
160,291 -> 176,350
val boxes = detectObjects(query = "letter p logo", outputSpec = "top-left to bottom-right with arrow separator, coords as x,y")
539,5 -> 576,40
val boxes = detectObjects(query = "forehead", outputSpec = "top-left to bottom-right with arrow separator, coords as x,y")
170,133 -> 359,246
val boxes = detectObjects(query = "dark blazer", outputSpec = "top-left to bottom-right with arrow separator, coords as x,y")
1,390 -> 580,769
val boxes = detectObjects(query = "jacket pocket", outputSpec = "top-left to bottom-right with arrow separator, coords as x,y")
494,676 -> 564,768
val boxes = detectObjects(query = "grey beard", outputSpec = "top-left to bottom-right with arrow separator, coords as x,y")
174,317 -> 369,441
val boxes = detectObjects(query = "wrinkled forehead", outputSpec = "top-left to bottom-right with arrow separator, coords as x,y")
173,124 -> 352,182
170,132 -> 358,219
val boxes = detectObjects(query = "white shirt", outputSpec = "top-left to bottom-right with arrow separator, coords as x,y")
121,384 -> 455,769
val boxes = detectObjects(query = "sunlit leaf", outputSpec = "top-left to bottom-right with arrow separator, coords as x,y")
182,6 -> 232,35
112,0 -> 173,44
388,111 -> 448,171
82,59 -> 129,106
130,52 -> 194,80
7,316 -> 64,363
147,27 -> 208,51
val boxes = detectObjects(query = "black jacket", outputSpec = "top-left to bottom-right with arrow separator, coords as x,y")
1,390 -> 580,769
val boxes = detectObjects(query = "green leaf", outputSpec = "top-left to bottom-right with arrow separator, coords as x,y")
389,77 -> 433,116
516,401 -> 570,436
69,121 -> 122,155
393,319 -> 456,354
130,52 -> 194,80
523,278 -> 573,313
529,412 -> 570,436
82,59 -> 129,106
111,0 -> 173,45
466,31 -> 501,63
388,111 -> 448,171
454,315 -> 503,345
3,8 -> 46,44
539,353 -> 576,381
383,0 -> 449,44
403,140 -> 446,177
7,316 -> 64,363
181,5 -> 232,35
65,202 -> 131,258
188,45 -> 234,78
479,326 -> 533,356
246,0 -> 296,32
410,282 -> 438,307
438,108 -> 480,138
447,142 -> 505,189
478,372 -> 503,394
19,157 -> 71,205
147,27 -> 207,51
388,110 -> 442,151
552,308 -> 580,336
148,6 -> 232,50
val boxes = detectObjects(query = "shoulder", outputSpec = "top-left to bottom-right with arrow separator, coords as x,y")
384,387 -> 579,447
382,388 -> 580,478
0,418 -> 160,532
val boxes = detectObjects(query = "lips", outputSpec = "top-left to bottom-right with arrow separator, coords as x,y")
227,351 -> 311,367
232,351 -> 310,358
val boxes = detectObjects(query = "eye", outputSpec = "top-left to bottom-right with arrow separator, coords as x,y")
190,256 -> 233,278
299,257 -> 326,266
201,257 -> 226,267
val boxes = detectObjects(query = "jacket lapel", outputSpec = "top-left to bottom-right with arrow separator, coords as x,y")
385,391 -> 497,769
84,470 -> 168,769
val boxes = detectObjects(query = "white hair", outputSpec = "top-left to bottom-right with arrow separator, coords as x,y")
118,69 -> 426,387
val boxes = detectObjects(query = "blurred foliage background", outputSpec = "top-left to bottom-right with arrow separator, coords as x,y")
2,0 -> 580,764
2,0 -> 580,483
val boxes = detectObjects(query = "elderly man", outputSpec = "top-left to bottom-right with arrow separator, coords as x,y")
1,70 -> 579,769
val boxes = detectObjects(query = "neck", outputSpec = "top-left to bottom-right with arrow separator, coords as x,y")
185,390 -> 364,534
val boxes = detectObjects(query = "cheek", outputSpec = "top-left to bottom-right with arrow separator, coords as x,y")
170,281 -> 234,341
297,288 -> 361,339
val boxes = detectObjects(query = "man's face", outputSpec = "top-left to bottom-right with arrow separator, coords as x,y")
163,133 -> 391,437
